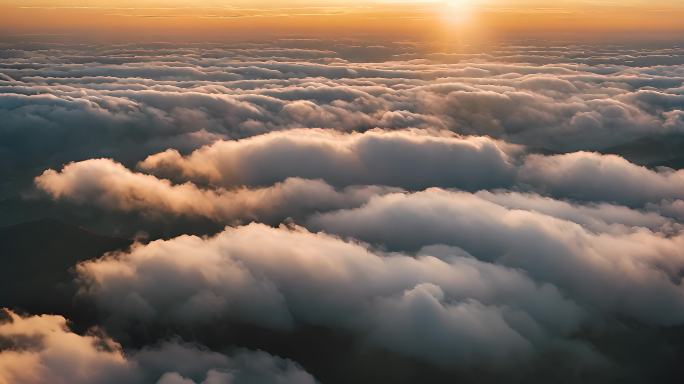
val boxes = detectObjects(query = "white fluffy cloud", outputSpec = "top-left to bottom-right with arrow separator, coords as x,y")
474,190 -> 677,234
138,128 -> 519,191
135,129 -> 684,207
35,158 -> 397,224
520,151 -> 684,206
308,189 -> 684,325
76,223 -> 588,367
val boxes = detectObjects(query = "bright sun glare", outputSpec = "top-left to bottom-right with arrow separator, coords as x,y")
439,0 -> 478,25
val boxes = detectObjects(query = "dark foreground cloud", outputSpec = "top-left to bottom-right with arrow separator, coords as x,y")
0,309 -> 316,384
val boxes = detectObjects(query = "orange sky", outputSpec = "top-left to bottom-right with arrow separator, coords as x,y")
1,1 -> 683,41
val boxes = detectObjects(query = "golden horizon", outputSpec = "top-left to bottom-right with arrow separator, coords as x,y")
1,1 -> 684,41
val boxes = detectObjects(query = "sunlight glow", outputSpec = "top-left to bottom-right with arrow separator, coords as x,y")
439,0 -> 478,26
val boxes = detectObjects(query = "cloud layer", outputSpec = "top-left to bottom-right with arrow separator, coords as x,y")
5,39 -> 684,383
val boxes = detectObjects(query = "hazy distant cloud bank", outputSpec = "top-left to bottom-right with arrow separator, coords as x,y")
3,41 -> 684,195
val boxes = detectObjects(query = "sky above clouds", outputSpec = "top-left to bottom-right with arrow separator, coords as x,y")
2,0 -> 684,41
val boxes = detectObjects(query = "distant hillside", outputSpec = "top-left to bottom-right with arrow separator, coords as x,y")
0,218 -> 131,315
603,134 -> 684,169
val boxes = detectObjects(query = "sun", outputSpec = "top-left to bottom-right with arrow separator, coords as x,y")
439,0 -> 478,26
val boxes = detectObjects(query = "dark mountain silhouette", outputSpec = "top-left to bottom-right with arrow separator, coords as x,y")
0,218 -> 131,316
603,134 -> 684,169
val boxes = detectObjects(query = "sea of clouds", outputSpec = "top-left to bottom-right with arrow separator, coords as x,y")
2,38 -> 684,383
